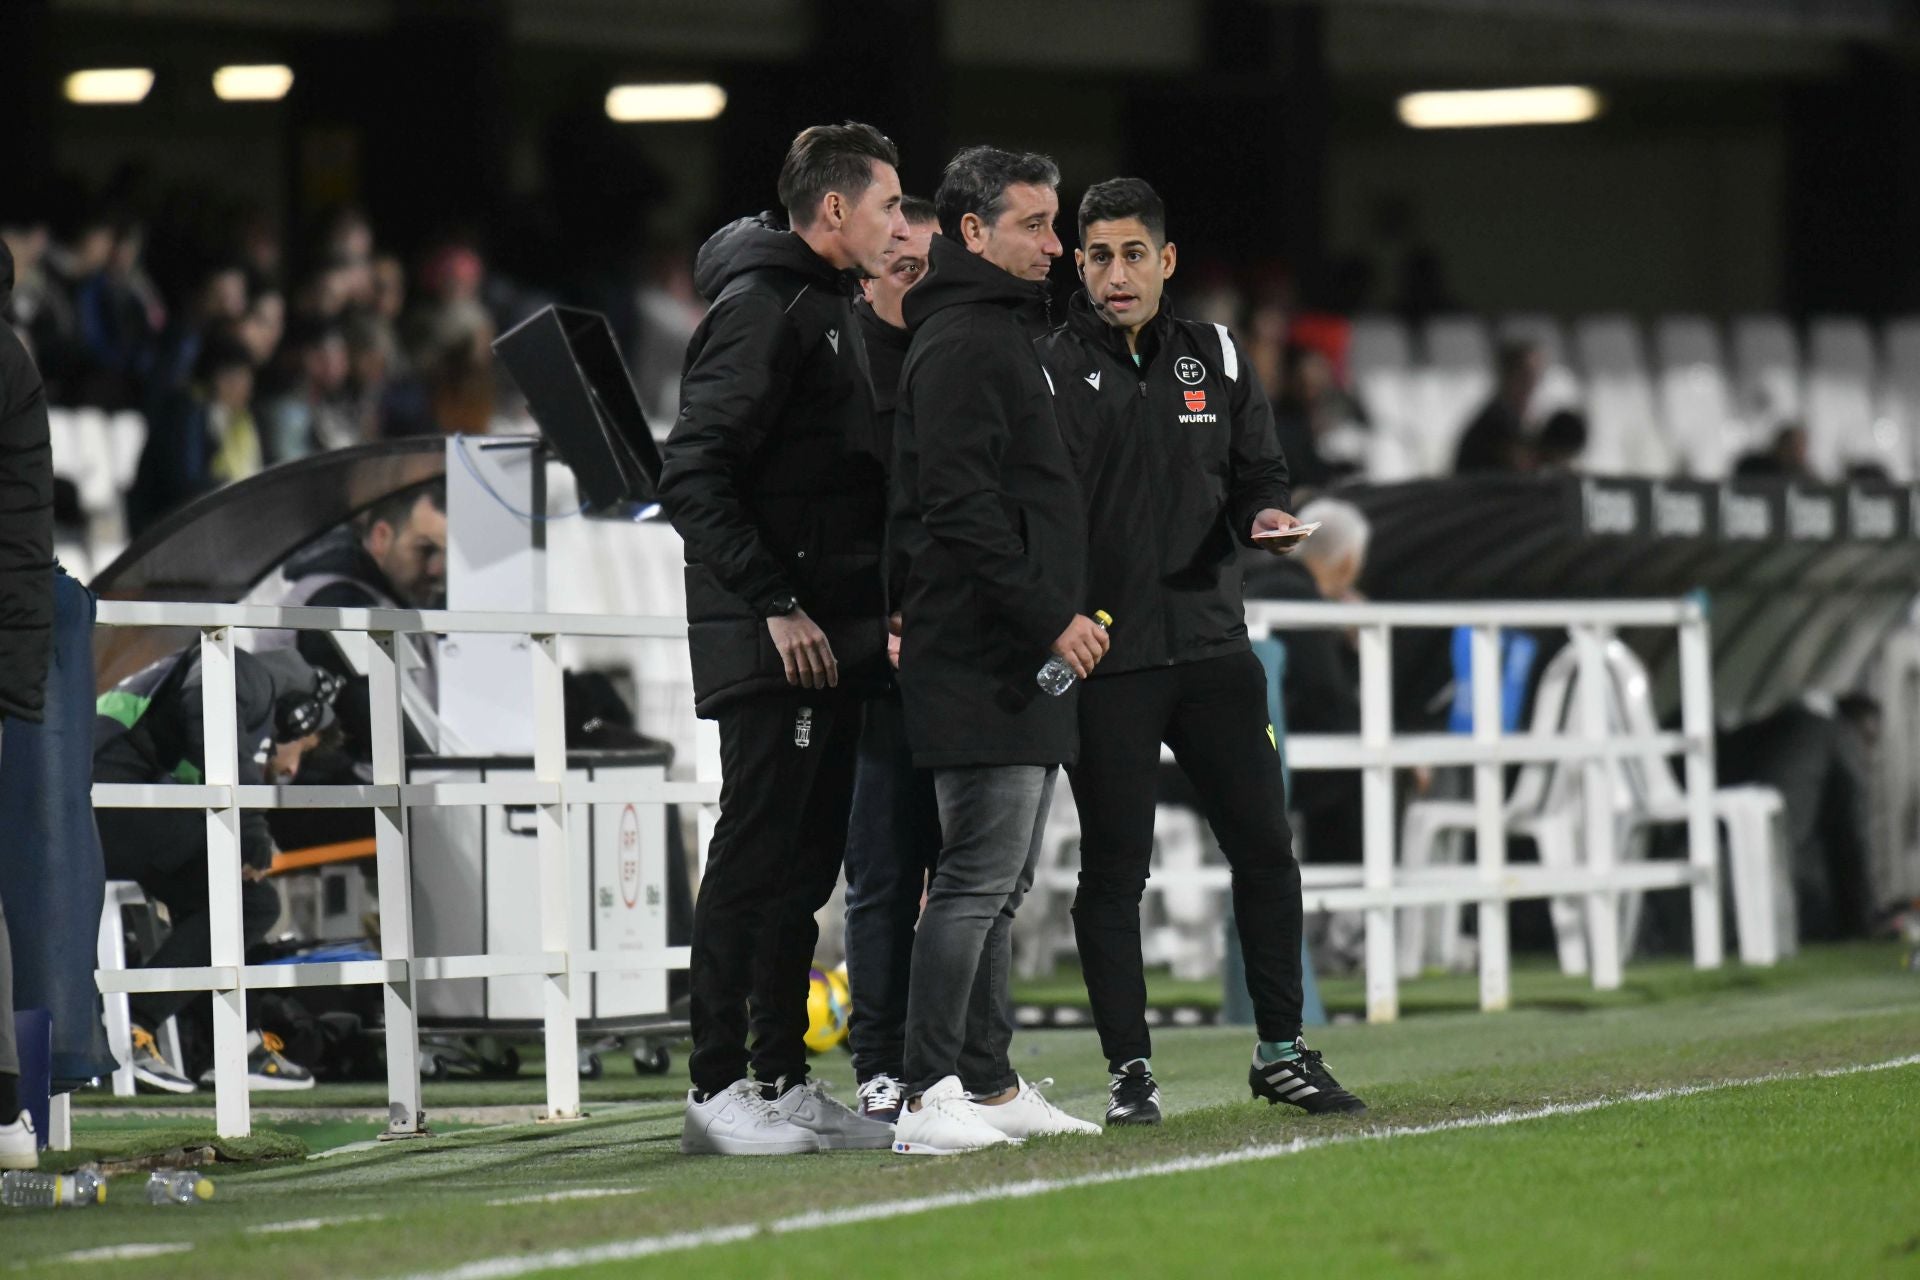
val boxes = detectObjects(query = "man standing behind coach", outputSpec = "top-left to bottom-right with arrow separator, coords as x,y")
659,122 -> 906,1156
889,146 -> 1107,1155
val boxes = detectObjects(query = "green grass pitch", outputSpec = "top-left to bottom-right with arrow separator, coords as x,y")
11,943 -> 1917,1279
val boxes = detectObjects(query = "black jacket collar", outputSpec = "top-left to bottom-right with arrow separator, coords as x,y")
1066,289 -> 1177,370
904,234 -> 1051,331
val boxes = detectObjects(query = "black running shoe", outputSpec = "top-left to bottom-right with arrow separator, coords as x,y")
1106,1059 -> 1163,1126
1248,1039 -> 1367,1115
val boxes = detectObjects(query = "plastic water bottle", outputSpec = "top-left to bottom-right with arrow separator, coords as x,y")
0,1169 -> 105,1208
1037,610 -> 1112,696
146,1170 -> 214,1205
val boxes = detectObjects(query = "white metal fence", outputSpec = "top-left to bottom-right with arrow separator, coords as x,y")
85,595 -> 1727,1140
89,601 -> 716,1140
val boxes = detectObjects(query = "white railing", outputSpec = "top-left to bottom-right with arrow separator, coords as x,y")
89,601 -> 715,1140
85,595 -> 1725,1137
1244,596 -> 1723,1022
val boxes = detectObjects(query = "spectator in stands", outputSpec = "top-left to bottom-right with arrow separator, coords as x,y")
631,244 -> 706,432
1273,341 -> 1360,494
128,334 -> 262,534
1455,340 -> 1543,475
94,645 -> 338,1092
371,253 -> 407,325
1534,409 -> 1589,473
0,216 -> 81,390
0,237 -> 57,1168
1718,694 -> 1878,942
149,262 -> 249,409
74,219 -> 166,410
235,286 -> 286,369
344,312 -> 430,440
263,318 -> 357,461
1734,424 -> 1814,482
1245,497 -> 1371,865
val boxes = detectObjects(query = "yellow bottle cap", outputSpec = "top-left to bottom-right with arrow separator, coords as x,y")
95,1180 -> 106,1204
1094,610 -> 1113,627
194,1178 -> 215,1200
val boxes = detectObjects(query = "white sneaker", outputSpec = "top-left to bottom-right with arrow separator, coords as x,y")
0,1110 -> 37,1171
680,1080 -> 819,1156
892,1075 -> 1015,1156
974,1076 -> 1102,1140
766,1076 -> 895,1151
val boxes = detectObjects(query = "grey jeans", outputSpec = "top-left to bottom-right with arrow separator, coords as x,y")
903,764 -> 1057,1099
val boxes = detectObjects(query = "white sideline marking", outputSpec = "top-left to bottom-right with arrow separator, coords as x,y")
486,1188 -> 647,1207
392,1054 -> 1920,1280
251,1214 -> 387,1234
51,1243 -> 194,1264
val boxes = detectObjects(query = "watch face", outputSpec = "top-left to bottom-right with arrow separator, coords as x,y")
771,595 -> 798,617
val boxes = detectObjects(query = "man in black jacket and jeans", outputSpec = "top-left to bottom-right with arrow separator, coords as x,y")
660,122 -> 906,1156
889,147 -> 1108,1156
1041,178 -> 1366,1123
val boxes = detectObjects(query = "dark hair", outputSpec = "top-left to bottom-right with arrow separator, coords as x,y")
1836,692 -> 1882,725
1496,340 -> 1541,382
776,122 -> 899,230
360,479 -> 446,538
1078,177 -> 1167,245
1538,409 -> 1588,457
934,145 -> 1060,240
900,195 -> 938,227
193,333 -> 255,383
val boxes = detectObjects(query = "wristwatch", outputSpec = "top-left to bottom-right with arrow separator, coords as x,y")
767,593 -> 799,618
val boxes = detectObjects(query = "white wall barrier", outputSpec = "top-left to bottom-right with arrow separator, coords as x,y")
87,595 -> 1746,1139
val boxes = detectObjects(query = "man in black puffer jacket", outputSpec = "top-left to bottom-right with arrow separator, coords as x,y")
658,122 -> 906,1157
889,147 -> 1109,1156
0,239 -> 55,1163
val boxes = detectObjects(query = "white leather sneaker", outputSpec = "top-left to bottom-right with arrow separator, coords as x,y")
0,1109 -> 37,1170
974,1076 -> 1102,1139
892,1075 -> 1015,1156
766,1076 -> 894,1151
680,1080 -> 819,1156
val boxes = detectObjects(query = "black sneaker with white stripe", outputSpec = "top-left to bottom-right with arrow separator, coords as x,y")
1105,1059 -> 1162,1126
1249,1039 -> 1366,1115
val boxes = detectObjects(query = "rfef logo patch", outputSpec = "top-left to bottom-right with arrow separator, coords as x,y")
1183,389 -> 1207,413
1174,356 -> 1206,385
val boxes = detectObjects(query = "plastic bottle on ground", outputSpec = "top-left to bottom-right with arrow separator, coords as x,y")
146,1169 -> 215,1205
0,1169 -> 106,1208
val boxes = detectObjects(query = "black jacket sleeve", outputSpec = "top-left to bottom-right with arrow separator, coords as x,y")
656,287 -> 802,617
177,664 -> 277,869
0,325 -> 54,722
911,322 -> 1076,650
1221,329 -> 1292,545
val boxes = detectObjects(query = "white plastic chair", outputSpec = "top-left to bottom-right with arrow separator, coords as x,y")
1807,316 -> 1901,480
97,880 -> 185,1097
1732,314 -> 1803,440
1596,642 -> 1792,966
1655,316 -> 1751,479
1576,315 -> 1672,476
1397,641 -> 1591,978
1348,316 -> 1419,482
1414,315 -> 1494,476
1879,317 -> 1920,480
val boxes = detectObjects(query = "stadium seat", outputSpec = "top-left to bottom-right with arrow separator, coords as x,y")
1413,315 -> 1494,475
105,411 -> 148,495
1574,315 -> 1672,476
1731,313 -> 1803,442
97,880 -> 185,1098
1807,316 -> 1902,480
1880,316 -> 1920,480
1496,313 -> 1583,419
1655,315 -> 1751,479
1347,316 -> 1421,481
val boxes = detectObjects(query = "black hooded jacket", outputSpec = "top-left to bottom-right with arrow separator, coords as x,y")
657,214 -> 889,717
891,234 -> 1085,768
0,242 -> 55,722
1040,292 -> 1290,677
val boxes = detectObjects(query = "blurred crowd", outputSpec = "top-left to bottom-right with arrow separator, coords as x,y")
0,186 -> 569,539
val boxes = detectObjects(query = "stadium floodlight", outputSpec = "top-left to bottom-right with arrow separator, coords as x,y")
214,65 -> 295,102
64,68 -> 155,105
1398,86 -> 1601,129
605,82 -> 728,123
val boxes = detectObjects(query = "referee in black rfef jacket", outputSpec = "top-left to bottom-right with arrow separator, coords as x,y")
1040,178 -> 1366,1123
658,122 -> 906,1156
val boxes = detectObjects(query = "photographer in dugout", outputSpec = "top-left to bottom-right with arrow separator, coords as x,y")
1040,178 -> 1365,1123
